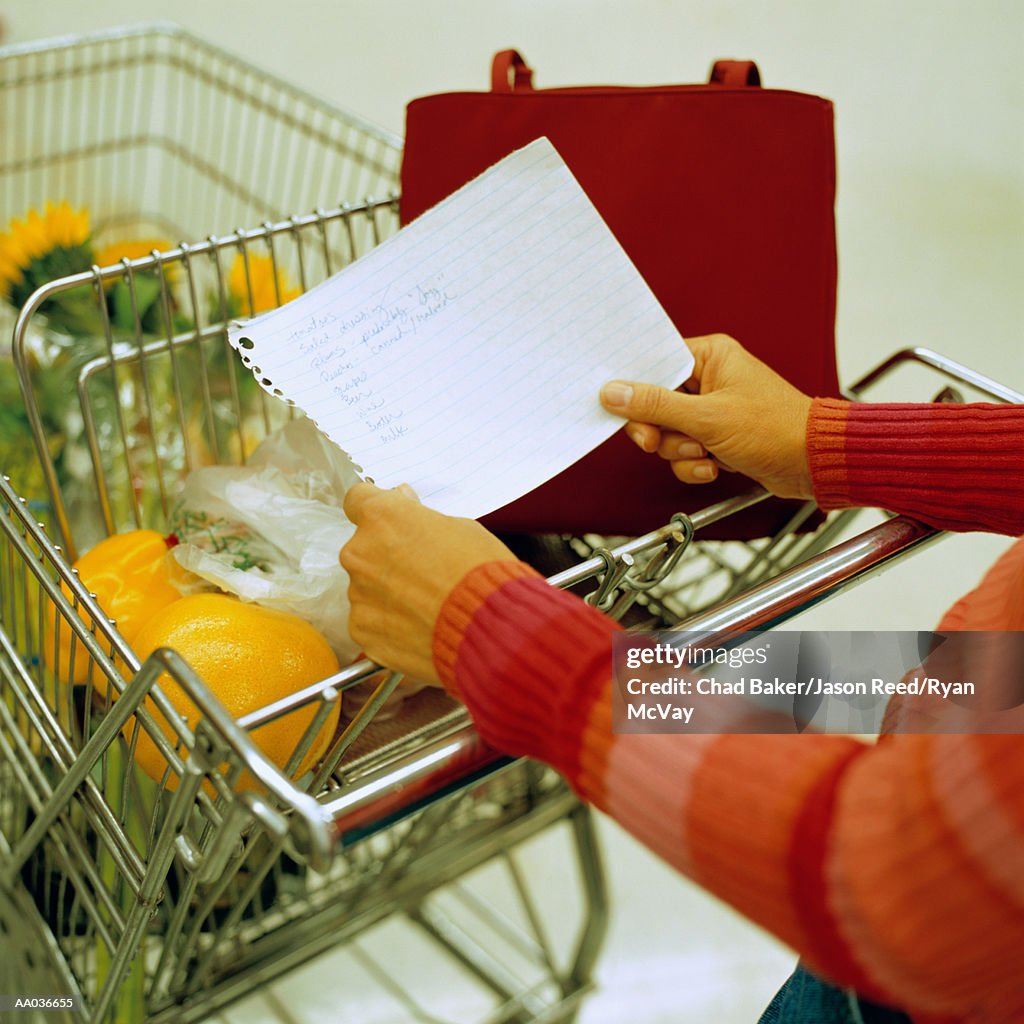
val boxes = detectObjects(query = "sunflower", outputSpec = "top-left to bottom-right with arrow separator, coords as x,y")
227,253 -> 300,317
94,238 -> 174,270
0,201 -> 93,309
94,237 -> 179,301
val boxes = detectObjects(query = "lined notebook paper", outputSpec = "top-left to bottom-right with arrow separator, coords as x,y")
229,138 -> 693,519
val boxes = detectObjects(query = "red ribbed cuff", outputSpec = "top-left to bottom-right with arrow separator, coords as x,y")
807,397 -> 852,511
434,566 -> 620,781
808,399 -> 1024,535
433,560 -> 540,696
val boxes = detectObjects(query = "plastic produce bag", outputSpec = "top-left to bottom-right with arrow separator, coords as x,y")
169,417 -> 363,662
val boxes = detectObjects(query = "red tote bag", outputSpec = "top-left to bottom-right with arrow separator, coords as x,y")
401,51 -> 840,539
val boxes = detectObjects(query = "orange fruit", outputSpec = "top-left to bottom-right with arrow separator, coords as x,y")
47,529 -> 183,683
128,593 -> 341,788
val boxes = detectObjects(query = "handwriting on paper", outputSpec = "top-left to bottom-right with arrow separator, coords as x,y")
230,138 -> 693,519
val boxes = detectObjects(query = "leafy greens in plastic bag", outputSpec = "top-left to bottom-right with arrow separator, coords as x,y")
169,418 -> 363,662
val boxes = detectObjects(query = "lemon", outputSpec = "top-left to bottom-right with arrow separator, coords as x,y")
128,593 -> 341,788
47,529 -> 182,683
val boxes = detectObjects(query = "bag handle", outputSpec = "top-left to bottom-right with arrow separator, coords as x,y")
709,59 -> 761,86
491,50 -> 761,91
492,49 -> 535,92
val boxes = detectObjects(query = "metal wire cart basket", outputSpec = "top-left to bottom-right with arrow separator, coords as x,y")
1,23 -> 1021,1024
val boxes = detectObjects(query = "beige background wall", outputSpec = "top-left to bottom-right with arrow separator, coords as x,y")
5,0 -> 1022,389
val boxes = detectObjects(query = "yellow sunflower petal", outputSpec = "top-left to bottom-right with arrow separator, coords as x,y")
228,254 -> 299,316
66,203 -> 90,248
0,200 -> 94,303
245,264 -> 271,314
0,257 -> 24,298
22,209 -> 51,262
1,225 -> 31,269
94,238 -> 172,267
94,237 -> 177,289
44,200 -> 90,249
44,202 -> 71,249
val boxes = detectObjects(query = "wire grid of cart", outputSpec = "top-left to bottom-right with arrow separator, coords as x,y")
2,22 -> 1022,1024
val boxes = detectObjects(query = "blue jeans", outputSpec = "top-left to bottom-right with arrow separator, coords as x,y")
759,965 -> 913,1024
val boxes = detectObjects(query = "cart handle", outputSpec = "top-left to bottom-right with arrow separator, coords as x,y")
844,346 -> 1023,404
323,510 -> 942,839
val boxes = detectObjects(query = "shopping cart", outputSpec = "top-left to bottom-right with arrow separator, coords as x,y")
2,23 -> 1021,1024
0,25 -> 606,1024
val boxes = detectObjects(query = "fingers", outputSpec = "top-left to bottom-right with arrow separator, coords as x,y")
394,482 -> 420,502
669,458 -> 718,484
655,431 -> 705,461
624,422 -> 661,453
680,333 -> 736,392
624,424 -> 704,460
601,334 -> 742,434
344,480 -> 420,522
341,482 -> 419,573
622,425 -> 720,483
601,379 -> 701,435
343,481 -> 381,523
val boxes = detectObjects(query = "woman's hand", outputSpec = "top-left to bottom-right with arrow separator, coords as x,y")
600,333 -> 814,500
340,483 -> 518,683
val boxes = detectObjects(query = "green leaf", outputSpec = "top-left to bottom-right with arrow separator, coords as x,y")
111,275 -> 162,333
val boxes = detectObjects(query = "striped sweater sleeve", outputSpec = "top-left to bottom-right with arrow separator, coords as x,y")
808,398 -> 1024,534
429,402 -> 1024,1023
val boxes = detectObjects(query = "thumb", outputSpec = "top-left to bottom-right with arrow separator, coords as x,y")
343,480 -> 383,523
600,380 -> 703,435
345,480 -> 422,523
393,482 -> 421,503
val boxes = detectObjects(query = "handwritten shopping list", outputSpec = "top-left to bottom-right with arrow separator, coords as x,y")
229,138 -> 694,519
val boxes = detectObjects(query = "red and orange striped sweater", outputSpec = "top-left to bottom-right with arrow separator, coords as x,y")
433,399 -> 1024,1024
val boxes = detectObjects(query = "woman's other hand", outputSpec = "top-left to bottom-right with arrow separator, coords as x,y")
600,333 -> 814,499
340,483 -> 518,683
